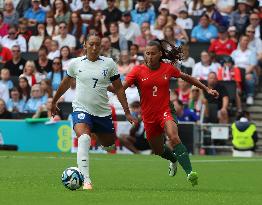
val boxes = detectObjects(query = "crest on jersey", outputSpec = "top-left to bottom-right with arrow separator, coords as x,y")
78,113 -> 85,120
163,74 -> 168,80
102,69 -> 108,78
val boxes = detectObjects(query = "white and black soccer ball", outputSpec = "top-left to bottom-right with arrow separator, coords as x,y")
61,167 -> 84,190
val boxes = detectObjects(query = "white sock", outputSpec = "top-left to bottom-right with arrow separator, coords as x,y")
77,134 -> 91,183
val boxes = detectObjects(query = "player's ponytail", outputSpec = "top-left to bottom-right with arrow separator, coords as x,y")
148,40 -> 184,64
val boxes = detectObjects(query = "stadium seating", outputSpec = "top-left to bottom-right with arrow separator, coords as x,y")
21,52 -> 38,61
188,42 -> 210,62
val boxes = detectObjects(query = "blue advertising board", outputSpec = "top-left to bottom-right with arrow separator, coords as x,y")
0,120 -> 72,152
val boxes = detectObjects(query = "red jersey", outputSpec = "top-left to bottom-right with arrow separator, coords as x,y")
208,39 -> 237,55
125,62 -> 181,123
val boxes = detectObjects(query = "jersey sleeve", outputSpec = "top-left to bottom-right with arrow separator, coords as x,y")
125,66 -> 138,86
169,65 -> 181,78
67,58 -> 76,78
108,58 -> 120,81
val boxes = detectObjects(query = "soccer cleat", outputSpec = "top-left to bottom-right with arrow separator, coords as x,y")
83,182 -> 93,190
187,171 -> 198,187
168,161 -> 178,177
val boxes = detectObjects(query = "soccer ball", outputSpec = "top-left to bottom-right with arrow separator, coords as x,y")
61,167 -> 84,190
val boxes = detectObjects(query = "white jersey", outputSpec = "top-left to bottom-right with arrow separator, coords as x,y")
67,56 -> 119,117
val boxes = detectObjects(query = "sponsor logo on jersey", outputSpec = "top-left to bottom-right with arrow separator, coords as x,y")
78,113 -> 85,119
102,69 -> 108,78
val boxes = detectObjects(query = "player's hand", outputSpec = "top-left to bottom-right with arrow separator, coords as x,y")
51,102 -> 60,117
125,113 -> 138,125
207,88 -> 219,98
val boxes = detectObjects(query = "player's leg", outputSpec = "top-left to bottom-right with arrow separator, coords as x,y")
72,112 -> 93,189
164,120 -> 198,186
119,135 -> 141,154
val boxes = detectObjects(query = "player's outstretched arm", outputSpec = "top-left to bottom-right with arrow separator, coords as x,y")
180,72 -> 219,98
51,76 -> 73,116
111,78 -> 137,124
107,81 -> 129,93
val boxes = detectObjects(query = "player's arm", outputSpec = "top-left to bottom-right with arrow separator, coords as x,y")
180,72 -> 219,97
51,76 -> 73,116
111,77 -> 137,124
107,81 -> 129,93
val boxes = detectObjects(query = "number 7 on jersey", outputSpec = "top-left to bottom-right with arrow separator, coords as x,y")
92,78 -> 98,88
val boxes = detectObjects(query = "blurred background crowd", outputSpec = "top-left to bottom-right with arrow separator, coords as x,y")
0,0 -> 261,129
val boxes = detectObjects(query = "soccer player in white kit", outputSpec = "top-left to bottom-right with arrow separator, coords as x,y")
51,34 -> 136,190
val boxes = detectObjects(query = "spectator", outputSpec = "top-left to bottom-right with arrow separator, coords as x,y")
174,78 -> 191,105
160,0 -> 187,15
208,26 -> 237,56
32,97 -> 61,120
0,98 -> 12,119
173,100 -> 200,122
181,44 -> 195,71
68,0 -> 83,12
103,0 -> 122,25
68,11 -> 88,46
245,25 -> 262,61
88,10 -> 107,37
4,45 -> 26,76
135,22 -> 156,53
34,45 -> 53,75
203,0 -> 227,27
100,36 -> 120,62
131,0 -> 156,26
192,50 -> 220,80
229,0 -> 250,35
231,111 -> 257,156
24,0 -> 46,27
24,84 -> 47,113
53,21 -> 76,52
176,9 -> 193,30
40,0 -> 51,12
119,11 -> 141,43
118,101 -> 150,154
28,23 -> 48,52
0,43 -> 13,64
18,76 -> 31,102
150,14 -> 167,39
216,0 -> 235,16
163,25 -> 180,47
217,56 -> 242,111
17,18 -> 32,42
166,15 -> 189,43
16,0 -> 31,18
79,0 -> 94,25
60,46 -> 72,71
20,61 -> 45,86
117,50 -> 135,79
0,82 -> 9,103
42,36 -> 52,53
47,57 -> 65,91
204,72 -> 229,123
129,43 -> 140,64
158,4 -> 170,17
0,68 -> 14,90
60,78 -> 76,102
191,14 -> 218,43
231,35 -> 257,105
228,26 -> 238,43
188,0 -> 205,16
6,87 -> 25,113
52,0 -> 71,24
90,0 -> 108,10
0,11 -> 9,37
45,11 -> 59,37
108,22 -> 128,52
249,12 -> 261,39
47,40 -> 60,60
1,25 -> 27,52
40,78 -> 53,99
188,86 -> 206,117
3,0 -> 19,25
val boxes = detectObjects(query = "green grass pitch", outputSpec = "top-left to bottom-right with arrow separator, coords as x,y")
0,152 -> 261,205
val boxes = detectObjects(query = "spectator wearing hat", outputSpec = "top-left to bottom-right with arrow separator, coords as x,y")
24,0 -> 46,27
209,26 -> 237,56
203,0 -> 228,27
103,0 -> 122,26
191,14 -> 218,43
119,11 -> 141,43
131,0 -> 155,26
229,0 -> 250,35
176,9 -> 193,30
217,56 -> 242,111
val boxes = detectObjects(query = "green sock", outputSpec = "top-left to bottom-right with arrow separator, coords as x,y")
160,145 -> 177,163
173,143 -> 192,175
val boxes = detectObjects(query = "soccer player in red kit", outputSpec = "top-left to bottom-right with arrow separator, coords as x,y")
109,41 -> 219,186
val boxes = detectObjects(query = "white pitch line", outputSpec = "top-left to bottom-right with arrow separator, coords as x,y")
0,155 -> 262,163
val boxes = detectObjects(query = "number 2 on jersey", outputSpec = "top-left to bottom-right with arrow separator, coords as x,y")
152,86 -> 158,96
92,78 -> 98,88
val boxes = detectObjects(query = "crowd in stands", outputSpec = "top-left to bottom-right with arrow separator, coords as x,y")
0,0 -> 261,129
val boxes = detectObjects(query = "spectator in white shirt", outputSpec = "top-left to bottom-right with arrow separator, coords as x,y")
176,9 -> 193,30
47,40 -> 60,60
28,23 -> 47,52
192,50 -> 220,80
249,13 -> 261,39
0,83 -> 9,103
